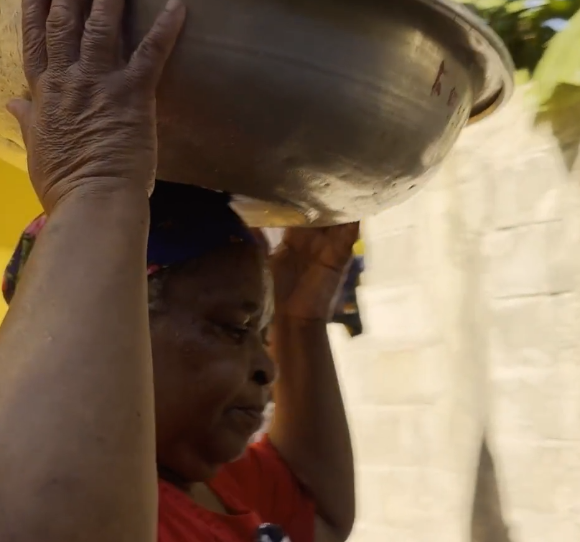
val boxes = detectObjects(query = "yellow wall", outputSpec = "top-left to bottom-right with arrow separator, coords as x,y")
0,160 -> 42,319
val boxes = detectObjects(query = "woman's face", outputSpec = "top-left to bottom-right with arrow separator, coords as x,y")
149,240 -> 275,483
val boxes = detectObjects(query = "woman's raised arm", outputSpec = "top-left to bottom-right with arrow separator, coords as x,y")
0,1 -> 184,541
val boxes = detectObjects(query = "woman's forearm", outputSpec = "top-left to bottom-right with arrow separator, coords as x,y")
0,188 -> 156,542
269,317 -> 355,541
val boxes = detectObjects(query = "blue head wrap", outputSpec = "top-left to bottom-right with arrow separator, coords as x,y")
146,180 -> 254,273
3,181 -> 255,304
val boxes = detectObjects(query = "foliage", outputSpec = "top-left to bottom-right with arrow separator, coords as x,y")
532,8 -> 580,103
456,0 -> 580,73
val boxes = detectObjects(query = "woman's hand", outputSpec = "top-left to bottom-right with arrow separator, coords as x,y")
7,0 -> 185,211
270,223 -> 359,322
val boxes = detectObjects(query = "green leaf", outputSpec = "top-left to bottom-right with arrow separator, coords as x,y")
515,68 -> 532,84
455,0 -> 580,73
532,8 -> 580,102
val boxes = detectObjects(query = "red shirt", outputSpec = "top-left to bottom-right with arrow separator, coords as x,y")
158,438 -> 315,542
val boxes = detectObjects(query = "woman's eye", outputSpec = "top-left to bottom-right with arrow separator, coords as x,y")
221,324 -> 250,344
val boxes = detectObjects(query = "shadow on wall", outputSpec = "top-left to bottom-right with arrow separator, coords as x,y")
471,437 -> 513,542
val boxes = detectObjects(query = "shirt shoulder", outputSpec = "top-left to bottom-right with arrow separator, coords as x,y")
211,437 -> 316,542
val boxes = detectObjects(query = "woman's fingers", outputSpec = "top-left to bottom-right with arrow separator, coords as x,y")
22,0 -> 184,87
81,0 -> 126,69
281,228 -> 316,255
20,0 -> 50,85
337,222 -> 360,247
45,0 -> 86,69
126,0 -> 186,88
324,223 -> 360,262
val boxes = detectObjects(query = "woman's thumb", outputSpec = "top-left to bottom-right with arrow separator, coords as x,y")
6,98 -> 32,143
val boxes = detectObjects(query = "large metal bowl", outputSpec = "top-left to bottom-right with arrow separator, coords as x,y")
137,0 -> 513,225
1,0 -> 513,225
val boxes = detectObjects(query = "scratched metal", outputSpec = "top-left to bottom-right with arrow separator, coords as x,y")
1,0 -> 513,226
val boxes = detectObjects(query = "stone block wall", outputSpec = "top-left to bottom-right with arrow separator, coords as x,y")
330,86 -> 580,542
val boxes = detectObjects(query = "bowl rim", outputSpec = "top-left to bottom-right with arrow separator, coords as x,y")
416,0 -> 515,123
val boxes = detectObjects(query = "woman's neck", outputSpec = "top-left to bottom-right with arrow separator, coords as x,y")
157,464 -> 191,491
157,464 -> 229,514
190,483 -> 229,514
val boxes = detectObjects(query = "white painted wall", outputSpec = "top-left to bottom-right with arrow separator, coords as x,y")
330,86 -> 580,542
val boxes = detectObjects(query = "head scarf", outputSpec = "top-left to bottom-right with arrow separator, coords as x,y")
2,180 -> 256,305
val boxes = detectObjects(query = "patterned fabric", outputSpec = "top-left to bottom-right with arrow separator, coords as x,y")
2,181 -> 255,305
255,523 -> 291,542
2,215 -> 47,305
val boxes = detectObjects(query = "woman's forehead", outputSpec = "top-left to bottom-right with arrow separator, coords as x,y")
169,242 -> 273,323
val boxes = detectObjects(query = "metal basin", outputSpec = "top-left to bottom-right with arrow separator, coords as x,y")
1,0 -> 514,225
135,0 -> 513,225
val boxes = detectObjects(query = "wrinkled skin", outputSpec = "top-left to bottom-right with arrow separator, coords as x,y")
151,240 -> 275,483
8,0 -> 186,210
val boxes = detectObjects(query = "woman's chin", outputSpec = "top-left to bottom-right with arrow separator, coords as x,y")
158,430 -> 253,482
208,429 -> 268,470
210,430 -> 253,465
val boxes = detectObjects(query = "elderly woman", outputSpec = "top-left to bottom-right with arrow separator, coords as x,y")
0,1 -> 356,542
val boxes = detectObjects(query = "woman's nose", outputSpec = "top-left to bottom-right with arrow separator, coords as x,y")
250,343 -> 277,387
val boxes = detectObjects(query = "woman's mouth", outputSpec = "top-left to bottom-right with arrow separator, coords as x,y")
227,406 -> 265,435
